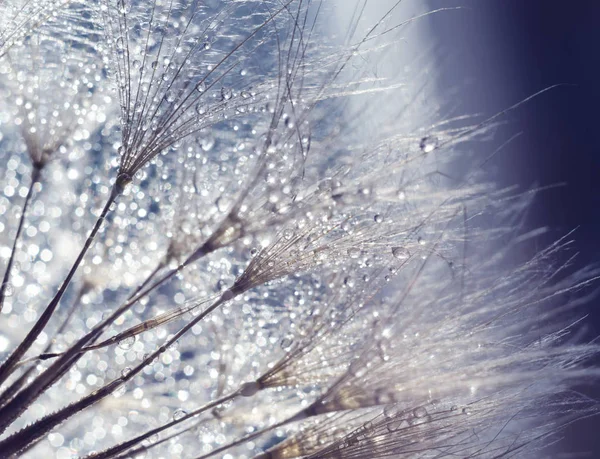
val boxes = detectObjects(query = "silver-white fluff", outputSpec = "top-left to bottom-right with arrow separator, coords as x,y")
0,1 -> 597,458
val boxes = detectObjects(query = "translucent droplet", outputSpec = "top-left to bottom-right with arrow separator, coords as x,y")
386,419 -> 404,432
347,247 -> 361,259
121,367 -> 132,378
118,336 -> 135,350
318,178 -> 333,192
462,407 -> 471,415
173,409 -> 187,421
391,247 -> 410,260
195,104 -> 206,116
112,385 -> 126,398
280,337 -> 293,349
375,389 -> 394,404
413,406 -> 427,418
419,135 -> 439,153
374,214 -> 384,223
2,283 -> 14,297
221,87 -> 233,101
383,404 -> 400,419
283,229 -> 294,240
200,137 -> 215,152
216,279 -> 227,292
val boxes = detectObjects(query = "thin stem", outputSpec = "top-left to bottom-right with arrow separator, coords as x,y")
127,257 -> 165,300
113,421 -> 203,459
193,412 -> 305,459
0,166 -> 40,314
0,377 -> 125,457
0,289 -> 233,455
0,183 -> 121,428
11,246 -> 209,368
87,390 -> 240,459
0,284 -> 88,409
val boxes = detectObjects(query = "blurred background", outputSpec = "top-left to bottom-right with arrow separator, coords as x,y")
426,0 -> 600,455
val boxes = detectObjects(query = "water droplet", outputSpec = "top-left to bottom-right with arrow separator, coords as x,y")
283,229 -> 294,240
318,179 -> 333,193
375,389 -> 394,404
462,407 -> 471,415
347,247 -> 361,259
250,248 -> 259,257
280,337 -> 293,349
383,404 -> 399,419
112,384 -> 126,398
215,197 -> 229,213
151,61 -> 159,69
374,214 -> 384,223
2,283 -> 14,297
200,137 -> 214,152
413,406 -> 427,418
117,0 -> 127,13
195,104 -> 206,116
386,419 -> 405,432
216,279 -> 227,292
419,135 -> 439,153
121,367 -> 132,378
173,409 -> 187,421
221,87 -> 233,101
118,336 -> 135,350
391,247 -> 410,260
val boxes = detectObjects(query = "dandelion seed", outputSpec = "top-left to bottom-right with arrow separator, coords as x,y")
0,2 -> 596,459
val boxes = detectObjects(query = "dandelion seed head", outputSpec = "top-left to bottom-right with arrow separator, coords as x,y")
0,1 -> 596,458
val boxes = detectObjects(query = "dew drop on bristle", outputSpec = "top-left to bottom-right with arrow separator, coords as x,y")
280,336 -> 293,349
173,409 -> 187,420
2,283 -> 14,297
413,406 -> 427,418
419,135 -> 439,153
347,247 -> 361,259
391,247 -> 410,260
118,336 -> 135,350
